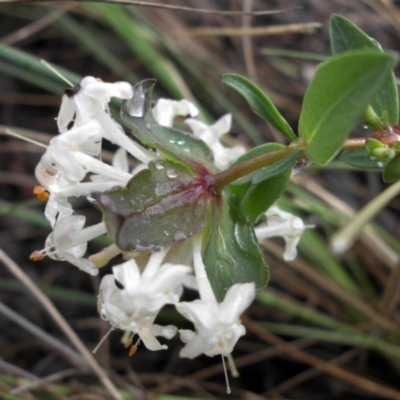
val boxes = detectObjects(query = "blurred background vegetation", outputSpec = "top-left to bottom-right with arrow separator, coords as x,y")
1,1 -> 400,399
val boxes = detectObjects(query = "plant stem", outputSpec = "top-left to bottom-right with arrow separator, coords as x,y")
341,138 -> 366,150
210,141 -> 305,192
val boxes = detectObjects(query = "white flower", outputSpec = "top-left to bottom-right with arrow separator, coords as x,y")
175,237 -> 255,358
152,99 -> 198,128
40,120 -> 103,182
58,76 -> 133,132
42,215 -> 106,275
58,76 -> 153,165
35,163 -> 73,228
255,205 -> 306,261
185,114 -> 245,169
98,250 -> 191,351
177,282 -> 255,358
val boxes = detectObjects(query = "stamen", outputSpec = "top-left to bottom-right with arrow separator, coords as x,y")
221,355 -> 231,394
92,327 -> 114,354
227,353 -> 239,378
29,250 -> 45,262
41,59 -> 74,87
33,186 -> 49,201
128,344 -> 138,357
4,128 -> 47,149
124,337 -> 133,349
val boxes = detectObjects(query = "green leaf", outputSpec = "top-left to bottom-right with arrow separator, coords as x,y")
299,51 -> 397,165
339,149 -> 384,170
383,154 -> 400,183
98,158 -> 214,251
229,144 -> 300,221
204,194 -> 269,301
120,79 -> 216,170
231,143 -> 300,185
221,73 -> 297,142
329,14 -> 399,126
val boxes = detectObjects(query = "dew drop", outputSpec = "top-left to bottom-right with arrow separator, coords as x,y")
369,36 -> 383,50
174,232 -> 186,241
164,230 -> 170,236
177,138 -> 185,145
291,157 -> 311,176
183,148 -> 190,153
166,168 -> 177,178
155,160 -> 164,170
169,138 -> 176,144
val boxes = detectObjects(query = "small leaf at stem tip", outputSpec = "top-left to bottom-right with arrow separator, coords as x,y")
221,73 -> 297,142
383,154 -> 400,183
329,14 -> 399,126
299,51 -> 397,165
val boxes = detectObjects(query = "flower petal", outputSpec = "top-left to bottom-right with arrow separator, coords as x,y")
218,283 -> 255,324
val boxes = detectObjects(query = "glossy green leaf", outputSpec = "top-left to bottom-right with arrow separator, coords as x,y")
299,51 -> 397,165
229,144 -> 300,221
339,149 -> 383,170
204,194 -> 269,301
120,79 -> 216,171
98,158 -> 214,252
329,14 -> 399,125
383,154 -> 400,183
221,73 -> 297,142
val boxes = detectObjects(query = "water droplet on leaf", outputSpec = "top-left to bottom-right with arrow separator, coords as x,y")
166,168 -> 177,178
155,160 -> 164,170
174,232 -> 187,241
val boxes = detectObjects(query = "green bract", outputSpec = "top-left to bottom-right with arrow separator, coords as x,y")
329,14 -> 399,126
221,73 -> 297,142
229,143 -> 300,222
299,51 -> 396,165
120,79 -> 216,171
98,158 -> 215,251
339,149 -> 383,170
383,154 -> 400,183
204,193 -> 269,302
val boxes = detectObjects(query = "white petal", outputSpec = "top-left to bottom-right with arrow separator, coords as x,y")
179,332 -> 210,359
151,324 -> 177,339
212,114 -> 232,138
178,329 -> 195,344
149,264 -> 191,298
57,95 -> 75,133
112,259 -> 141,296
63,252 -> 99,276
152,99 -> 198,128
219,283 -> 255,324
176,300 -> 218,330
83,80 -> 133,100
138,326 -> 168,351
112,148 -> 129,172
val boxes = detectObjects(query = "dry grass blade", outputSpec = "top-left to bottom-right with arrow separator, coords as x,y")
10,368 -> 78,395
0,300 -> 86,369
0,0 -> 293,15
264,241 -> 400,335
184,22 -> 322,37
0,249 -> 123,400
1,7 -> 70,45
267,349 -> 360,396
244,316 -> 400,400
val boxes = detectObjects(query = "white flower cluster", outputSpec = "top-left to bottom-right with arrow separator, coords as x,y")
32,76 -> 306,361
